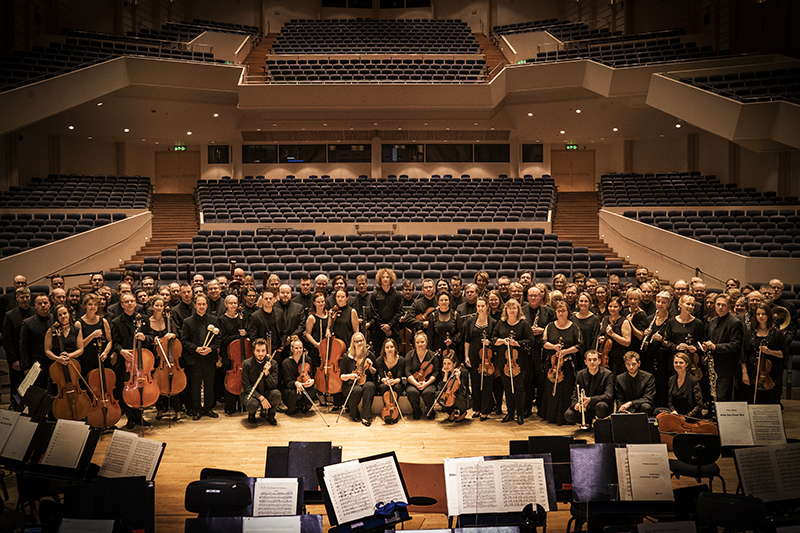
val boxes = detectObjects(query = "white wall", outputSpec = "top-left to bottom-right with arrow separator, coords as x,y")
595,141 -> 625,178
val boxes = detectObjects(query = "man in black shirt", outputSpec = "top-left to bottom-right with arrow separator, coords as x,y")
249,291 -> 280,347
405,279 -> 436,332
615,352 -> 656,415
353,274 -> 372,342
3,287 -> 33,405
241,338 -> 281,425
274,285 -> 305,360
19,293 -> 52,390
564,350 -> 613,426
370,268 -> 403,352
703,294 -> 744,402
112,293 -> 149,428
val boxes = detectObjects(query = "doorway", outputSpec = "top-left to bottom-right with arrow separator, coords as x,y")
550,150 -> 595,192
155,151 -> 200,194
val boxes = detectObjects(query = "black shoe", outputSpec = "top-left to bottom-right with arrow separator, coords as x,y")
260,409 -> 268,419
516,416 -> 524,425
204,410 -> 219,418
248,413 -> 257,424
193,413 -> 202,421
472,412 -> 481,418
427,411 -> 436,420
361,419 -> 371,427
522,409 -> 532,419
125,419 -> 136,430
276,402 -> 288,413
495,407 -> 503,415
501,413 -> 513,423
351,415 -> 361,422
140,419 -> 152,427
412,412 -> 421,420
267,415 -> 277,426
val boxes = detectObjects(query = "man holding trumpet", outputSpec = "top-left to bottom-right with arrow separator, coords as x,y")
241,337 -> 281,425
564,349 -> 613,428
181,293 -> 222,420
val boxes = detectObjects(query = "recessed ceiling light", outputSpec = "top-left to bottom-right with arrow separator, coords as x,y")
612,127 -> 618,132
213,113 -> 219,117
323,123 -> 327,126
473,122 -> 478,125
560,130 -> 565,134
446,127 -> 450,130
88,136 -> 92,140
675,124 -> 681,128
68,125 -> 74,130
423,123 -> 428,126
97,102 -> 103,106
490,127 -> 495,130
123,128 -> 129,133
155,141 -> 159,144
398,127 -> 402,130
273,123 -> 277,126
187,131 -> 192,135
576,109 -> 581,113
141,139 -> 146,142
373,123 -> 378,126
527,112 -> 533,116
257,128 -> 261,131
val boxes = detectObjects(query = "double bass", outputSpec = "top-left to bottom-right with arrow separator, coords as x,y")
224,305 -> 252,396
315,306 -> 344,395
122,314 -> 160,409
153,306 -> 187,397
86,337 -> 122,429
49,324 -> 93,421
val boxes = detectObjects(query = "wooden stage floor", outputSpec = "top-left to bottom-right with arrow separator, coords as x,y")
61,400 -> 800,531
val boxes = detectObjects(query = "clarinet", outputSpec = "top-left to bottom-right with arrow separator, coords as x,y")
640,314 -> 658,351
246,354 -> 272,401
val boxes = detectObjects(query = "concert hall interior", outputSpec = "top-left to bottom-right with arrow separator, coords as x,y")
0,0 -> 799,531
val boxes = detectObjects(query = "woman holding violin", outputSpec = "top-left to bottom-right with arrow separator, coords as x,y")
340,332 -> 376,426
44,304 -> 85,393
540,301 -> 581,426
642,291 -> 674,408
572,292 -> 600,372
598,295 -> 632,376
438,352 -> 468,422
78,293 -> 113,376
654,352 -> 704,418
405,331 -> 440,420
662,295 -> 706,386
143,295 -> 183,420
304,292 -> 330,369
741,303 -> 787,405
464,296 -> 496,420
375,338 -> 405,425
280,336 -> 317,415
426,292 -> 460,356
492,299 -> 534,425
218,294 -> 248,415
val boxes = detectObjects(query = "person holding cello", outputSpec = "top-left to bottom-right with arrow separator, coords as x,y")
339,332 -> 376,426
44,304 -> 85,392
540,301 -> 581,426
375,338 -> 405,425
112,293 -> 150,428
218,294 -> 248,415
281,336 -> 317,415
492,299 -> 534,425
741,303 -> 787,405
405,331 -> 440,420
181,293 -> 222,421
241,337 -> 281,425
438,352 -> 469,422
77,293 -> 113,377
464,296 -> 496,421
143,295 -> 183,421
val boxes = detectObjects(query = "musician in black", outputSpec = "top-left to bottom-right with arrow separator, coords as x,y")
241,337 -> 281,425
564,350 -> 613,426
405,278 -> 436,332
370,268 -> 404,352
703,294 -> 744,402
615,351 -> 656,415
521,286 -> 554,417
181,293 -> 222,420
280,337 -> 317,415
3,286 -> 33,405
111,293 -> 149,428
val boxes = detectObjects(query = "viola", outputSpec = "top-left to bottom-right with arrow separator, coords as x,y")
656,411 -> 718,451
397,327 -> 414,356
685,334 -> 703,380
503,330 -> 520,378
756,339 -> 775,392
86,337 -> 122,429
153,307 -> 187,397
600,316 -> 615,368
49,324 -> 93,421
298,349 -> 312,384
224,305 -> 252,396
354,347 -> 373,386
316,307 -> 344,394
413,350 -> 437,383
440,366 -> 462,407
381,372 -> 400,423
122,313 -> 160,409
477,330 -> 495,376
547,336 -> 565,394
416,306 -> 435,323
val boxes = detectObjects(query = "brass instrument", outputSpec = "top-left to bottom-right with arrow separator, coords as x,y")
577,384 -> 589,430
773,306 -> 791,331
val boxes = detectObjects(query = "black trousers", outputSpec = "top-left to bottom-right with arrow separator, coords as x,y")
345,381 -> 376,420
189,362 -> 216,412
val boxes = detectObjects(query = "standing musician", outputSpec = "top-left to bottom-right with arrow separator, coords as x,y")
521,286 -> 554,419
280,337 -> 317,415
331,289 -> 360,350
275,285 -> 306,361
370,268 -> 404,353
456,283 -> 478,330
615,351 -> 656,415
353,275 -> 372,341
564,349 -> 613,427
20,293 -> 53,390
404,331 -> 440,420
464,297 -> 496,421
572,292 -> 600,372
624,288 -> 649,354
172,284 -> 194,330
592,285 -> 609,318
405,279 -> 437,332
142,296 -> 182,421
493,299 -> 534,425
662,295 -> 707,400
339,332 -> 376,426
44,305 -> 85,394
304,292 -> 330,371
703,293 -> 744,402
325,276 -> 349,309
3,286 -> 33,405
597,296 -> 632,376
450,276 -> 465,309
241,287 -> 260,323
218,294 -> 248,415
438,352 -> 469,422
112,293 -> 149,428
641,291 -> 673,408
206,280 -> 225,317
375,338 -> 405,425
474,271 -> 490,297
640,282 -> 657,316
249,290 -> 280,348
741,303 -> 787,405
426,292 -> 460,357
292,276 -> 314,315
487,291 -> 503,322
181,293 -> 221,420
541,301 -> 581,426
241,337 -> 281,425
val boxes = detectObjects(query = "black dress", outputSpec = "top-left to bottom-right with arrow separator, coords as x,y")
492,320 -> 534,419
540,321 -> 581,425
464,315 -> 496,415
78,316 -> 109,376
743,327 -> 787,405
665,373 -> 704,417
572,313 -> 600,371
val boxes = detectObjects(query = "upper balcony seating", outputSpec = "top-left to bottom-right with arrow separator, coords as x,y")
679,67 -> 800,104
0,174 -> 151,209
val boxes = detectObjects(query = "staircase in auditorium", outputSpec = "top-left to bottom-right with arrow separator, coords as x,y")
474,33 -> 508,75
128,194 -> 198,263
551,190 -> 641,273
244,34 -> 279,83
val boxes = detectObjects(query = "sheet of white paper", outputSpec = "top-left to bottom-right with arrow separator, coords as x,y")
615,447 -> 633,501
749,404 -> 786,446
1,416 -> 38,461
627,444 -> 673,501
98,430 -> 164,481
0,410 -> 22,452
323,460 -> 373,524
253,478 -> 298,517
735,443 -> 800,502
42,419 -> 90,468
242,516 -> 302,533
716,402 -> 754,447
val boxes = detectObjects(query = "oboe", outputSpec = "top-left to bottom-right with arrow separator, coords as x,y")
640,314 -> 658,351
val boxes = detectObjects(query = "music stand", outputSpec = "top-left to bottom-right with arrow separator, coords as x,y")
265,441 -> 341,506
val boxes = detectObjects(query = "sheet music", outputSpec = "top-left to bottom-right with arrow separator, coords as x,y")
627,444 -> 673,501
323,460 -> 373,524
749,404 -> 786,445
242,516 -> 303,533
18,362 -> 41,397
42,419 -> 90,468
0,415 -> 37,461
0,410 -> 22,452
253,478 -> 298,517
58,518 -> 116,533
615,447 -> 633,501
98,430 -> 164,482
363,454 -> 406,506
736,443 -> 800,502
716,402 -> 754,446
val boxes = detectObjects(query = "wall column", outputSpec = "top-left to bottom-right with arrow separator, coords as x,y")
371,135 -> 381,180
48,135 -> 60,176
509,132 -> 520,179
728,141 -> 740,186
687,133 -> 699,173
623,140 -> 634,173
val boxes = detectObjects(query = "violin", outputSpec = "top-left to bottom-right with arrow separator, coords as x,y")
416,306 -> 435,323
656,412 -> 718,451
547,336 -> 565,395
122,313 -> 160,409
685,334 -> 703,380
441,332 -> 455,360
477,330 -> 495,376
413,350 -> 436,383
224,305 -> 252,396
316,306 -> 344,394
86,337 -> 122,429
397,327 -> 414,356
381,371 -> 400,423
600,316 -> 615,368
756,338 -> 775,392
153,306 -> 187,397
503,330 -> 520,378
49,324 -> 93,421
298,349 -> 312,384
440,366 -> 462,407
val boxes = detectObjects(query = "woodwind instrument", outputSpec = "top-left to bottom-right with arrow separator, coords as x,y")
640,314 -> 658,351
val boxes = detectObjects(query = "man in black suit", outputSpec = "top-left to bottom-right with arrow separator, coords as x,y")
249,290 -> 280,347
112,293 -> 149,428
20,293 -> 53,390
615,351 -> 656,415
0,274 -> 26,318
521,285 -> 555,417
3,286 -> 33,404
703,293 -> 744,402
274,284 -> 305,361
565,349 -> 614,426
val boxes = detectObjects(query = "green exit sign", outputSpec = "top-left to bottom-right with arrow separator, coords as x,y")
173,145 -> 186,151
566,144 -> 578,150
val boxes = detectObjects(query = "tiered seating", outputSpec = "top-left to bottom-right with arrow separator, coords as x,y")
679,66 -> 800,104
0,174 -> 151,209
494,19 -> 682,48
492,18 -> 563,37
143,228 -> 613,286
197,175 -> 552,223
600,172 -> 797,207
623,208 -> 800,257
0,212 -> 126,257
272,19 -> 479,55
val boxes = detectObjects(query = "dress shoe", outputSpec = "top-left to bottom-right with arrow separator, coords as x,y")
361,419 -> 371,427
301,403 -> 312,413
267,414 -> 277,426
192,413 -> 202,421
125,419 -> 136,430
260,409 -> 268,419
471,411 -> 481,418
480,415 -> 489,421
427,411 -> 436,420
412,412 -> 421,420
155,411 -> 164,420
276,402 -> 288,413
140,419 -> 152,427
204,410 -> 219,418
501,413 -> 513,423
247,413 -> 257,424
516,416 -> 524,425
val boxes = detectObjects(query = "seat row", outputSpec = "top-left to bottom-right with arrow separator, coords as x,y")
679,66 -> 800,104
0,175 -> 150,209
0,214 -> 127,258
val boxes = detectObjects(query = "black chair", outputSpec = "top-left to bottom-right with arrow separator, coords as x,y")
669,433 -> 726,493
696,492 -> 765,530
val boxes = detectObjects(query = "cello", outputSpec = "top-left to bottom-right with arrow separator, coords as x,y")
153,306 -> 187,397
86,337 -> 122,429
224,305 -> 252,396
49,324 -> 93,421
315,306 -> 344,396
122,314 -> 160,410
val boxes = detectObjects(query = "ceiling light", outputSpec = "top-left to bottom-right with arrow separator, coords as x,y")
560,130 -> 565,134
272,123 -> 277,126
213,113 -> 219,118
323,123 -> 327,126
675,124 -> 681,128
141,139 -> 146,142
575,109 -> 581,113
473,122 -> 478,125
97,102 -> 103,106
123,128 -> 129,133
88,136 -> 92,140
612,127 -> 618,132
68,125 -> 74,130
527,112 -> 533,116
187,131 -> 192,135
373,123 -> 378,126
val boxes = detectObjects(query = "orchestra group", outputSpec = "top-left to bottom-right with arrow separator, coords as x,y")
1,264 -> 794,430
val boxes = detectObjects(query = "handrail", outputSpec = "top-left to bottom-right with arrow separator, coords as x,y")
501,35 -> 517,56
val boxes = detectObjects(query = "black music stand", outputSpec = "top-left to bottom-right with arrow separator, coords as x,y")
265,441 -> 341,506
184,515 -> 323,533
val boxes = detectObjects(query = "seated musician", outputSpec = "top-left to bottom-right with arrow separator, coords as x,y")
339,332 -> 376,426
564,349 -> 613,427
241,337 -> 281,425
404,331 -> 440,419
280,336 -> 317,415
654,352 -> 704,418
438,352 -> 469,422
615,351 -> 656,415
375,338 -> 405,425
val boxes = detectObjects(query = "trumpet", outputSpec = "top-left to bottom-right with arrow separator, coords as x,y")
577,385 -> 589,430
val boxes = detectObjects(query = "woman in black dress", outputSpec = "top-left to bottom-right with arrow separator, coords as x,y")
144,295 -> 183,420
572,292 -> 599,372
331,289 -> 359,351
492,298 -> 534,425
44,304 -> 85,394
217,294 -> 247,415
540,301 -> 581,426
598,295 -> 632,376
303,292 -> 329,369
741,303 -> 787,405
464,296 -> 496,420
339,331 -> 377,426
662,295 -> 706,385
426,292 -> 460,357
655,351 -> 704,418
642,291 -> 674,408
78,293 -> 113,376
375,338 -> 405,424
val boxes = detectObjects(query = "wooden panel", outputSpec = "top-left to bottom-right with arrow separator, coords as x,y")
550,150 -> 595,192
155,151 -> 200,194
